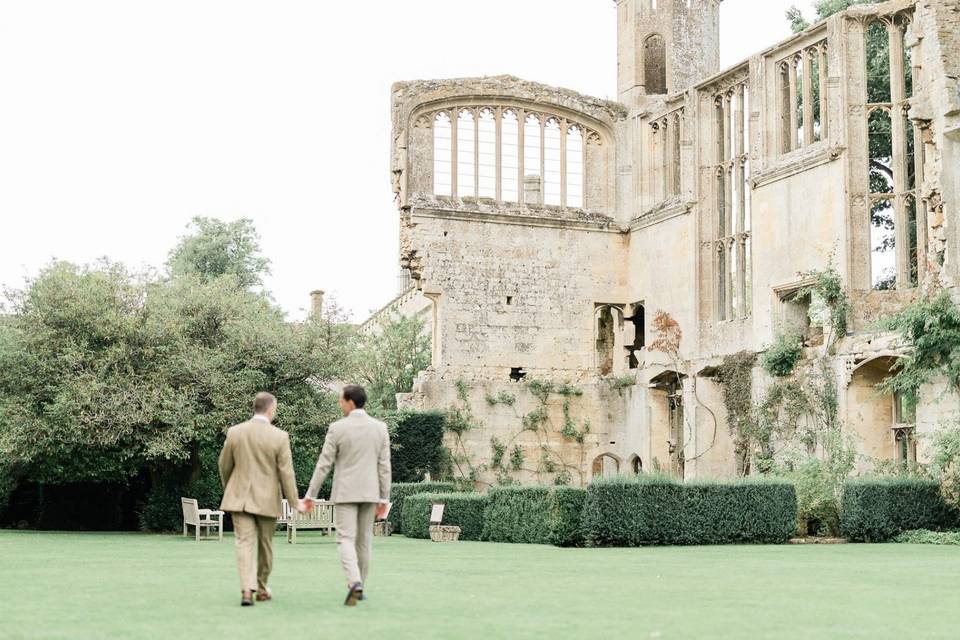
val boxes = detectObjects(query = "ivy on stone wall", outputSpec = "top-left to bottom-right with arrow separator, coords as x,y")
718,351 -> 758,476
441,378 -> 592,489
798,263 -> 851,347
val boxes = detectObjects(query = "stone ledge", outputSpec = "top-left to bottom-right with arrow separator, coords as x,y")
752,144 -> 845,189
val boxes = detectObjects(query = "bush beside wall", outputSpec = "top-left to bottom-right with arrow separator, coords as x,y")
841,477 -> 954,542
582,475 -> 797,546
388,482 -> 456,534
402,493 -> 487,541
482,486 -> 587,546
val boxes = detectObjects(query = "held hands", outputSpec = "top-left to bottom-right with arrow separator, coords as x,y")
297,497 -> 314,514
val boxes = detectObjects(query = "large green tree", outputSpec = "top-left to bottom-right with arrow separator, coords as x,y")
0,244 -> 351,528
166,216 -> 270,289
356,313 -> 431,410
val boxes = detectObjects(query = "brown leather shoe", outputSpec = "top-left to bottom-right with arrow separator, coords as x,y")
255,588 -> 272,602
241,590 -> 254,607
344,582 -> 363,607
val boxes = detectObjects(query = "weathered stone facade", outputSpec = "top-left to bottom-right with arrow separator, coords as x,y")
386,0 -> 960,487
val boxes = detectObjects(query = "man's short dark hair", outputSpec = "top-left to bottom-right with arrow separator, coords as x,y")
253,392 -> 277,414
342,384 -> 367,409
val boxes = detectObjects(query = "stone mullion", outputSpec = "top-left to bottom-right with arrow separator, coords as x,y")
723,95 -> 733,162
845,19 -> 871,291
716,242 -> 726,321
724,163 -> 733,239
673,113 -> 682,196
473,108 -> 480,199
540,117 -> 546,203
517,109 -> 525,205
889,22 -> 910,287
495,106 -> 502,202
560,118 -> 568,208
818,44 -> 829,139
803,49 -> 815,146
737,235 -> 747,318
660,119 -> 669,201
779,64 -> 791,154
450,110 -> 458,197
725,239 -> 735,320
789,57 -> 799,151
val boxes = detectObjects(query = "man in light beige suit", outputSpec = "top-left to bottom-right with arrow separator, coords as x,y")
219,392 -> 303,607
304,384 -> 391,606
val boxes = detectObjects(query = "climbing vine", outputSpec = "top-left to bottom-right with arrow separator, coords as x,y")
798,262 -> 851,347
878,291 -> 960,400
718,351 -> 757,476
442,377 -> 593,488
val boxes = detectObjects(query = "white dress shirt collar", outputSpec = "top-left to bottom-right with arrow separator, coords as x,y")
348,408 -> 367,418
252,414 -> 270,423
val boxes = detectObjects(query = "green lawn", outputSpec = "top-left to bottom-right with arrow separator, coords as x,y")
1,531 -> 957,639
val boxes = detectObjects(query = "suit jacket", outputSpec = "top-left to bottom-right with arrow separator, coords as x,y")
306,409 -> 391,504
218,417 -> 299,519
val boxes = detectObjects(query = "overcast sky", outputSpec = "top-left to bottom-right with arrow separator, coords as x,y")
0,0 -> 811,321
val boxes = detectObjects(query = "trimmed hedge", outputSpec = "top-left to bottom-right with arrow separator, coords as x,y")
482,486 -> 587,546
389,482 -> 456,534
402,493 -> 487,541
582,474 -> 797,546
841,477 -> 954,542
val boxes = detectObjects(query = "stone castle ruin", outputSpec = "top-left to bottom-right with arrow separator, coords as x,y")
380,0 -> 960,487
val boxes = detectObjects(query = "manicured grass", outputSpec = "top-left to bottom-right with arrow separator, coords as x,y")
1,531 -> 958,639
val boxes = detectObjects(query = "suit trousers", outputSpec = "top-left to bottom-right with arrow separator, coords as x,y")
334,502 -> 377,586
231,511 -> 276,592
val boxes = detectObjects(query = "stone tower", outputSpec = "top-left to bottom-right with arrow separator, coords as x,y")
615,0 -> 722,107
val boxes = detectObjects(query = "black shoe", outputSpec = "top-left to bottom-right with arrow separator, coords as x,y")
241,590 -> 254,607
344,582 -> 363,606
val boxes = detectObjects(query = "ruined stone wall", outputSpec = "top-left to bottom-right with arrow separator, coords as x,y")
385,0 -> 960,486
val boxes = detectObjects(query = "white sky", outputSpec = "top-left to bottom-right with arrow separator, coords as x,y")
0,0 -> 813,321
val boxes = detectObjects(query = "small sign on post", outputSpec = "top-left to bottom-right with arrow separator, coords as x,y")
428,502 -> 460,542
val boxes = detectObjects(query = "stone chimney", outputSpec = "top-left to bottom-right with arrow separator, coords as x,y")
310,290 -> 325,317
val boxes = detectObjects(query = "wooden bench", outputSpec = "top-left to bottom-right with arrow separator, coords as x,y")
181,497 -> 224,541
278,499 -> 293,529
287,500 -> 335,543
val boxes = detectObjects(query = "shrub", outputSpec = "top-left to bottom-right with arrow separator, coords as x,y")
402,493 -> 488,541
388,482 -> 456,534
481,485 -> 587,546
550,487 -> 589,547
390,411 -> 446,483
841,477 -> 955,542
761,333 -> 804,378
892,529 -> 960,545
582,474 -> 797,546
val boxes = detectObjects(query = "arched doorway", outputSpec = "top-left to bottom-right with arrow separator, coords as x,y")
628,455 -> 643,475
848,355 -> 915,466
591,454 -> 621,479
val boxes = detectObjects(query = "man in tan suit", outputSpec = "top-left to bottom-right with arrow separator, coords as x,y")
304,384 -> 391,606
219,392 -> 303,606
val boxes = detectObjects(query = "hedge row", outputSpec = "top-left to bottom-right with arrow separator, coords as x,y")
482,486 -> 587,547
581,475 -> 797,546
841,477 -> 955,542
402,493 -> 488,541
388,482 -> 457,534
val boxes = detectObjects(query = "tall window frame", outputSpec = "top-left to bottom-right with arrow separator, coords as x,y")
428,105 -> 598,210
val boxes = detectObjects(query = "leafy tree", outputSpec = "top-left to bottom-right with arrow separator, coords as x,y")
166,216 -> 270,289
0,258 -> 349,528
356,313 -> 431,410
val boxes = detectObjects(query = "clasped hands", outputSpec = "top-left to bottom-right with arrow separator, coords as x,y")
296,497 -> 388,521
